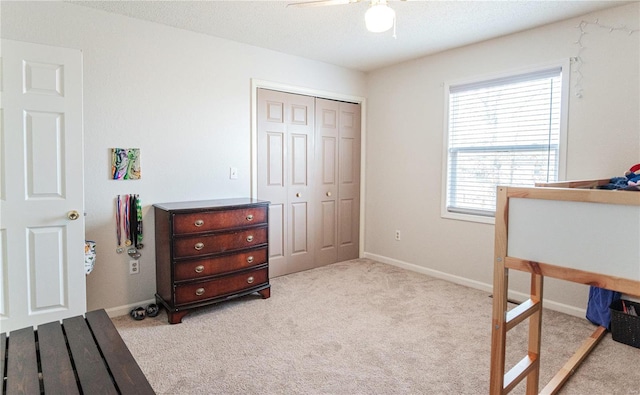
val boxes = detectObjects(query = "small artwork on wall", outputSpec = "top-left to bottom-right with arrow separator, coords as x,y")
111,148 -> 141,180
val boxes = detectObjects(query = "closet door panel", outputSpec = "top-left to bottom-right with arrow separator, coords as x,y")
257,89 -> 315,276
338,103 -> 361,262
315,99 -> 340,265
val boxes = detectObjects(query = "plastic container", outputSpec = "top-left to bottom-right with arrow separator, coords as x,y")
609,299 -> 640,349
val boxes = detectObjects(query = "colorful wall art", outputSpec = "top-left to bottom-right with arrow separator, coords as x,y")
111,148 -> 141,180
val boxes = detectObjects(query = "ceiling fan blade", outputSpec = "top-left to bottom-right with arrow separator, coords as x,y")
287,0 -> 359,8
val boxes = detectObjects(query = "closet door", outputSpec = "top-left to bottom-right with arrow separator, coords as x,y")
315,99 -> 361,265
336,102 -> 361,261
257,89 -> 316,277
315,99 -> 339,265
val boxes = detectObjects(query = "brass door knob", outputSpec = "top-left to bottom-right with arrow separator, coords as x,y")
296,193 -> 302,197
326,192 -> 332,197
67,210 -> 80,220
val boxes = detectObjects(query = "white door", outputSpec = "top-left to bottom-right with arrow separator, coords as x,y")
257,89 -> 316,277
1,39 -> 85,332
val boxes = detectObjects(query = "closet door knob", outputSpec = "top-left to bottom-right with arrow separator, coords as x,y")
194,265 -> 204,273
296,193 -> 302,197
246,235 -> 254,242
194,242 -> 204,250
194,219 -> 204,227
326,192 -> 332,197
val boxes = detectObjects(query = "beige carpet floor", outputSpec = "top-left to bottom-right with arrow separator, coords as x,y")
112,259 -> 639,394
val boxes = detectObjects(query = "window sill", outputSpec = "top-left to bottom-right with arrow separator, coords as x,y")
441,210 -> 495,225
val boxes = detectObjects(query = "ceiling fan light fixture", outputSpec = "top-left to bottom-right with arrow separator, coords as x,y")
365,2 -> 395,33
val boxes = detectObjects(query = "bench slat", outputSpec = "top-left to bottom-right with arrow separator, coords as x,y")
86,309 -> 155,395
37,321 -> 80,395
6,327 -> 40,394
63,315 -> 118,395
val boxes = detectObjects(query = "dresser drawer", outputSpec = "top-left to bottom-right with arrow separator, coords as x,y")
174,267 -> 268,305
172,207 -> 267,235
173,227 -> 267,259
174,248 -> 267,281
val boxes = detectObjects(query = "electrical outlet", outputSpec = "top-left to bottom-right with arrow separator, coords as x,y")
129,260 -> 139,274
395,230 -> 401,241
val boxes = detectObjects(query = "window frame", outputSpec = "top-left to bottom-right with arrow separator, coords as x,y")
441,60 -> 570,224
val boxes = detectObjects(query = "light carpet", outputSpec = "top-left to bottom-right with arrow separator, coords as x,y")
112,259 -> 639,394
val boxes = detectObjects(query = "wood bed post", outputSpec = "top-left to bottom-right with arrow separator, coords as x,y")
490,186 -> 509,394
526,273 -> 543,395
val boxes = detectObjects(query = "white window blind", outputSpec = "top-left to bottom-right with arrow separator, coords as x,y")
445,67 -> 563,217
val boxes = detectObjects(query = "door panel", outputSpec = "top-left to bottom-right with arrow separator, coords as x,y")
1,39 -> 85,332
257,89 -> 315,277
29,227 -> 65,309
314,99 -> 339,265
337,103 -> 361,261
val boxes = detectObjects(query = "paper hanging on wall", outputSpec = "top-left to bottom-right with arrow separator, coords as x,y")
111,148 -> 141,180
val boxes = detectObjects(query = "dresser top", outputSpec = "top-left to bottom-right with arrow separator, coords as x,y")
153,198 -> 270,212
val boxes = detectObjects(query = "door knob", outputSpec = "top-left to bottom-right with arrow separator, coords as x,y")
296,193 -> 302,197
326,192 -> 332,197
67,210 -> 80,220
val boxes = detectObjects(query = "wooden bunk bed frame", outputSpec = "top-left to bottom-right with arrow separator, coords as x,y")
489,179 -> 640,394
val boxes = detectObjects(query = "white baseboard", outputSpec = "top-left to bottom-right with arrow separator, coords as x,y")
363,252 -> 586,319
104,298 -> 157,318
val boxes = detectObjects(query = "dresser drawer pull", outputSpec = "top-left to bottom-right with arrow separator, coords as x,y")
194,265 -> 205,273
247,256 -> 254,263
247,276 -> 254,284
246,214 -> 254,221
195,288 -> 205,296
246,235 -> 254,242
194,242 -> 204,250
194,219 -> 204,227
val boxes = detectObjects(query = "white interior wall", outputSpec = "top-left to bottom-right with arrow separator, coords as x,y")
364,3 -> 640,316
2,1 -> 638,318
1,1 -> 366,314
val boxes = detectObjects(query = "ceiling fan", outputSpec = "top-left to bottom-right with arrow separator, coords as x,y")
287,0 -> 399,35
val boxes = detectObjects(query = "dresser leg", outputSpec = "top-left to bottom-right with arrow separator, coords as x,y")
258,287 -> 270,299
168,310 -> 190,324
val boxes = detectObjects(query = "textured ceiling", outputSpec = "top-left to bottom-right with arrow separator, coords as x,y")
70,0 -> 632,72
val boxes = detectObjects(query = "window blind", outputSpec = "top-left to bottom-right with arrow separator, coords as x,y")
446,67 -> 562,217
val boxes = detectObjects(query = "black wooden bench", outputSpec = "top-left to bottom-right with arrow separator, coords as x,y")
1,309 -> 154,394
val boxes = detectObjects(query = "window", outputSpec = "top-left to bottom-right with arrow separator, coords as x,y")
443,64 -> 568,222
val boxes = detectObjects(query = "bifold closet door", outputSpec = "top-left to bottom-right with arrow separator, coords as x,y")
257,89 -> 316,277
315,99 -> 361,265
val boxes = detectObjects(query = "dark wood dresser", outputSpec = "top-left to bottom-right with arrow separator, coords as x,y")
154,198 -> 270,324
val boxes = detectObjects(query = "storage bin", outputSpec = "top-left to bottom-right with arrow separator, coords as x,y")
609,299 -> 640,348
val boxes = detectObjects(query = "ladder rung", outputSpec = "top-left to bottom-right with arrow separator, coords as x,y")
506,298 -> 540,331
503,354 -> 539,393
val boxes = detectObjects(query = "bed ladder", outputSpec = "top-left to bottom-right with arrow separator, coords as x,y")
489,260 -> 608,395
489,261 -> 544,395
